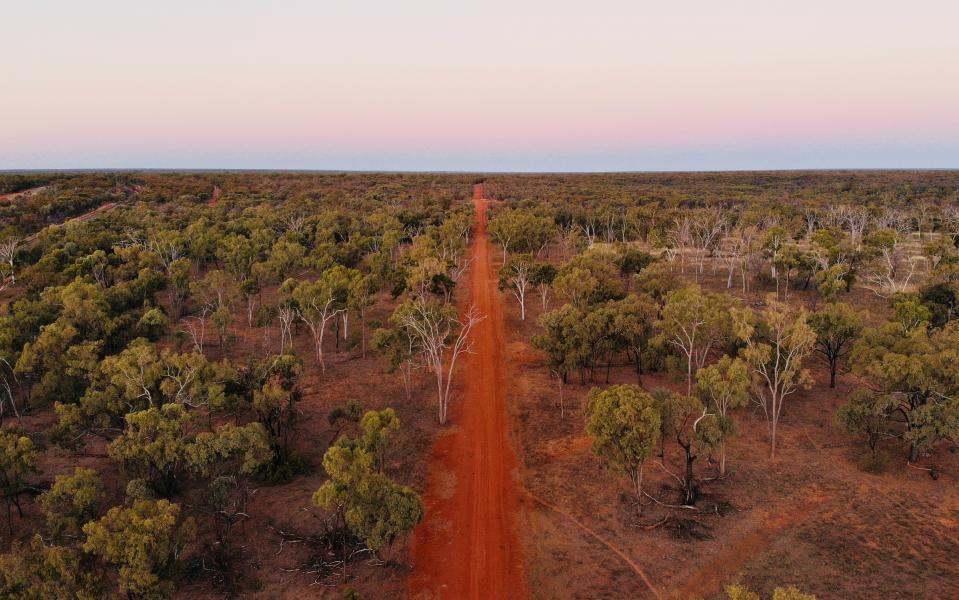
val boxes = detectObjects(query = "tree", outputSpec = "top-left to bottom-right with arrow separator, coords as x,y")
0,236 -> 18,288
108,404 -> 270,497
659,284 -> 734,394
216,234 -> 259,283
389,297 -> 482,424
615,247 -> 654,291
532,304 -> 584,386
635,261 -> 678,302
609,294 -> 658,384
83,499 -> 195,599
862,229 -> 920,296
347,273 -> 377,356
529,261 -> 557,311
696,356 -> 749,475
243,353 -> 306,479
808,302 -> 864,388
312,421 -> 423,558
847,321 -> 959,461
371,326 -> 420,401
552,267 -> 599,309
499,253 -> 534,320
487,207 -> 554,261
285,265 -> 359,372
54,339 -> 235,442
585,385 -> 660,505
238,277 -> 261,328
166,258 -> 193,321
735,297 -> 815,457
359,408 -> 399,472
659,391 -> 722,505
0,429 -> 38,534
553,249 -> 624,308
837,388 -> 897,457
192,270 -> 236,347
890,292 -> 932,334
814,263 -> 851,303
531,304 -> 587,415
39,467 -> 104,540
0,535 -> 101,600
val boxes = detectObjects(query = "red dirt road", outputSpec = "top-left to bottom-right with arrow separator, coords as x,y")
408,185 -> 527,599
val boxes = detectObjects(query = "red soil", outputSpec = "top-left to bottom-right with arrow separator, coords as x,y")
208,185 -> 222,206
408,185 -> 527,599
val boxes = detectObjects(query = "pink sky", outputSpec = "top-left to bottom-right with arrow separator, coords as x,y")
2,1 -> 958,170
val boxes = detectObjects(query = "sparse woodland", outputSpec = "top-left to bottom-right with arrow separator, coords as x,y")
0,170 -> 957,598
487,171 -> 959,598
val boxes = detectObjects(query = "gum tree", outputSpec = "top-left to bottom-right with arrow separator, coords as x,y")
735,297 -> 815,457
585,385 -> 661,505
389,297 -> 483,424
696,355 -> 749,475
808,302 -> 864,388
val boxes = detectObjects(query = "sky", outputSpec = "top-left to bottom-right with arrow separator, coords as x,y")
2,0 -> 958,171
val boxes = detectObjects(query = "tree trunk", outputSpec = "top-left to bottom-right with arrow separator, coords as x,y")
556,373 -> 565,419
436,364 -> 447,425
769,419 -> 777,458
719,440 -> 726,476
316,320 -> 327,372
684,452 -> 697,505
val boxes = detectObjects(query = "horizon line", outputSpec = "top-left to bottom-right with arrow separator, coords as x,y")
3,167 -> 958,176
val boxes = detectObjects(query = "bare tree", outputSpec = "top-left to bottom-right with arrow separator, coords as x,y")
842,207 -> 870,250
277,304 -> 296,352
0,237 -> 19,289
915,199 -> 932,240
865,245 -> 923,296
721,234 -> 740,290
184,308 -> 209,354
579,215 -> 598,248
802,208 -> 819,240
394,299 -> 484,424
500,255 -> 533,321
692,210 -> 725,278
667,216 -> 693,274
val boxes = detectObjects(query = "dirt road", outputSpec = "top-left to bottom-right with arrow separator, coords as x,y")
408,185 -> 526,599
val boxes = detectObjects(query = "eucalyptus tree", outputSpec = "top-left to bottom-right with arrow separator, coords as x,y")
658,390 -> 722,505
284,265 -> 359,372
585,385 -> 661,505
734,297 -> 815,457
0,429 -> 37,533
388,297 -> 482,424
658,284 -> 735,395
499,253 -> 535,320
846,320 -> 959,461
696,356 -> 749,474
808,302 -> 864,388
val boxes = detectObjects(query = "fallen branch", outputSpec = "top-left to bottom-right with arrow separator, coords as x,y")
642,491 -> 697,511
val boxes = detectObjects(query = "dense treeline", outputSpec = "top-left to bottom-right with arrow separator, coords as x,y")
0,171 -> 475,597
